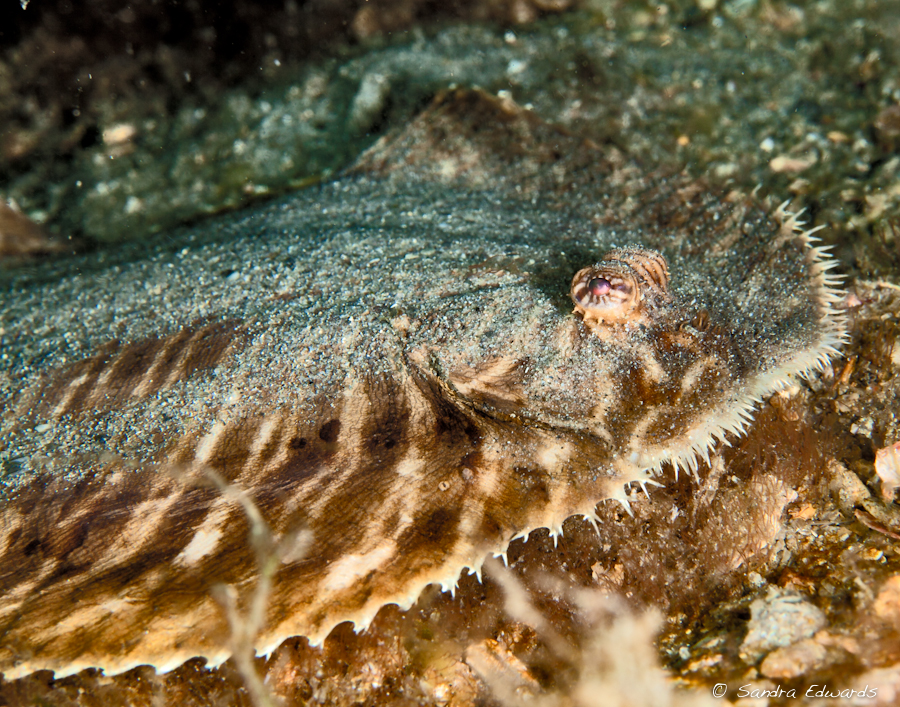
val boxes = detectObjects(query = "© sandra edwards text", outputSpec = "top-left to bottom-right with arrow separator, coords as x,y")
737,684 -> 878,699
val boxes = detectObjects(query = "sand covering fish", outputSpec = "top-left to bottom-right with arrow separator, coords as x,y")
0,89 -> 845,680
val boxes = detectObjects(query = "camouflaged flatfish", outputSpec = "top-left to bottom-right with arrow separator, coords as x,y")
0,90 -> 845,680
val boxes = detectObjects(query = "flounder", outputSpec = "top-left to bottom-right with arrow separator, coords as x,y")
0,90 -> 845,680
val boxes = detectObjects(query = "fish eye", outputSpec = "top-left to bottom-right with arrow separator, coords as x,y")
571,266 -> 639,323
588,277 -> 611,297
571,247 -> 671,327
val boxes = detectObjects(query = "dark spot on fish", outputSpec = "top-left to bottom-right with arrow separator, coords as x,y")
460,451 -> 482,473
478,510 -> 504,541
463,422 -> 482,448
318,419 -> 340,444
416,508 -> 459,548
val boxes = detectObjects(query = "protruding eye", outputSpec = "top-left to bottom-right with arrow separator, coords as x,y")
571,247 -> 671,328
571,266 -> 639,324
588,277 -> 611,297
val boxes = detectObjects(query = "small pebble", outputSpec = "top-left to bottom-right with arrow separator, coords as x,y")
740,588 -> 826,664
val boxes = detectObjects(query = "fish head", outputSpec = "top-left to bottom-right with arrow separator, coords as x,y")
408,246 -> 744,479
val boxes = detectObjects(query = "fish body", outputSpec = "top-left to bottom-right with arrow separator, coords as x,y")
0,91 -> 845,680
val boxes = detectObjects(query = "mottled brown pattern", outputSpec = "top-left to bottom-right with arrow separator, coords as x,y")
0,89 -> 845,683
13,321 -> 242,430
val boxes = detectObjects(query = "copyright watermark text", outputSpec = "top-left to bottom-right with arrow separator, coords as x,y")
712,683 -> 878,700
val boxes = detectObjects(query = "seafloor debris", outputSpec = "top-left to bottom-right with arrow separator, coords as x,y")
738,588 -> 827,665
875,441 -> 900,499
0,199 -> 60,258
